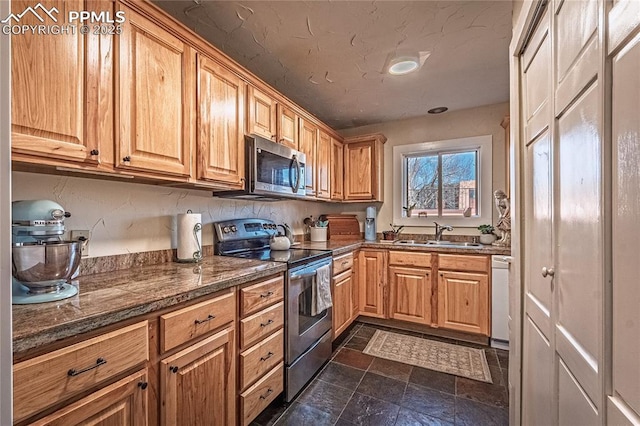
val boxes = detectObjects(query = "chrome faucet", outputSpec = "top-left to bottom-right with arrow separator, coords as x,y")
434,222 -> 453,241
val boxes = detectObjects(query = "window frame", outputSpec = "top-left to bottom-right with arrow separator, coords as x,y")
392,135 -> 493,228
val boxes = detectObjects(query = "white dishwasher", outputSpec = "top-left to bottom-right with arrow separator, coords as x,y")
491,255 -> 511,350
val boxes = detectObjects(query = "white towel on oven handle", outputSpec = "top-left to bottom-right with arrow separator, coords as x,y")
311,264 -> 332,316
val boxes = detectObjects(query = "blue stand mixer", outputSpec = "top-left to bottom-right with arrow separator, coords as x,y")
12,200 -> 82,304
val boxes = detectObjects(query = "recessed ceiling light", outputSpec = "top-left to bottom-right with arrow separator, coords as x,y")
388,57 -> 420,75
428,107 -> 448,114
384,51 -> 431,76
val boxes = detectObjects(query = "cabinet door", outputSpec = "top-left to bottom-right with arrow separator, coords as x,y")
437,271 -> 489,335
161,327 -> 235,426
344,141 -> 374,200
31,370 -> 148,426
332,270 -> 352,340
117,4 -> 194,177
11,0 -> 112,165
358,250 -> 387,318
298,118 -> 317,197
330,138 -> 344,200
389,266 -> 431,325
247,86 -> 276,141
277,104 -> 298,149
351,252 -> 360,319
316,130 -> 331,200
197,56 -> 245,189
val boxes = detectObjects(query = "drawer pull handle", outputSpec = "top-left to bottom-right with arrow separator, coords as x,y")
260,319 -> 274,328
260,352 -> 275,362
341,261 -> 349,266
260,291 -> 274,298
194,314 -> 216,325
68,357 -> 107,377
259,387 -> 274,400
138,381 -> 148,390
170,366 -> 179,374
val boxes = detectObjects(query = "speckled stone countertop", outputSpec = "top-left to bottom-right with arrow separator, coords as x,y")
13,256 -> 286,355
296,239 -> 512,256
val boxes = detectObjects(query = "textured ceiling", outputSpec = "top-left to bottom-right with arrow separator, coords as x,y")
155,1 -> 512,129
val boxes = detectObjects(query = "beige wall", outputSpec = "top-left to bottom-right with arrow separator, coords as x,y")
12,172 -> 347,257
341,102 -> 510,235
513,1 -> 525,28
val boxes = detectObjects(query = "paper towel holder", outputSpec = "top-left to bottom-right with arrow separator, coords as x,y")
176,209 -> 203,263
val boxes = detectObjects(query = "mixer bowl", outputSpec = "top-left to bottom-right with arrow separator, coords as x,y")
12,241 -> 82,293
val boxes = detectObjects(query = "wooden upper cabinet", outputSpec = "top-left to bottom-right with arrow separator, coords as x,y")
277,104 -> 299,149
299,118 -> 318,197
316,130 -> 331,200
11,0 -> 113,166
343,133 -> 386,201
247,86 -> 277,141
330,137 -> 344,200
197,55 -> 245,189
117,4 -> 195,177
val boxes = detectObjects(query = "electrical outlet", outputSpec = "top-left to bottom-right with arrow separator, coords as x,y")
71,230 -> 90,257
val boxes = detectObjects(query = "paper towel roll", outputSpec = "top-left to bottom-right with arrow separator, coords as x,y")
177,211 -> 202,262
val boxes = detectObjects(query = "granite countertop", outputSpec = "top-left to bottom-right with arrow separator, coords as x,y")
13,256 -> 286,355
296,239 -> 512,256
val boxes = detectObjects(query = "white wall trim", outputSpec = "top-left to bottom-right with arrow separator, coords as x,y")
0,0 -> 13,421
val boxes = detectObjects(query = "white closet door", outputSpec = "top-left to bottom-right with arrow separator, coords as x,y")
521,7 -> 554,425
553,0 -> 604,419
611,20 -> 640,423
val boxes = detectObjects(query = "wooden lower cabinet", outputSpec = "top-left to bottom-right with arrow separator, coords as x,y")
351,251 -> 360,320
332,269 -> 353,339
161,327 -> 236,426
389,266 -> 431,325
437,270 -> 490,336
31,370 -> 149,426
358,250 -> 387,318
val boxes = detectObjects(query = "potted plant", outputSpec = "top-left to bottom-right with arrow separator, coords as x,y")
478,224 -> 496,244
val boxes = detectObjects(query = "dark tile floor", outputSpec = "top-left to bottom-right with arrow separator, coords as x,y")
252,322 -> 509,426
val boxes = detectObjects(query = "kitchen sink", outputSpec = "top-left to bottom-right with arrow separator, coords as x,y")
393,240 -> 484,249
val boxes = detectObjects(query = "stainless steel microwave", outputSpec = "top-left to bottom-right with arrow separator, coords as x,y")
213,135 -> 306,201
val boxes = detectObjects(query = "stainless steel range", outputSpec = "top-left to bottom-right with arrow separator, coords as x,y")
214,218 -> 333,402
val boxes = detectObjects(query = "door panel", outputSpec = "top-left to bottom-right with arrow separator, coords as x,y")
389,266 -> 430,325
558,359 -> 599,426
612,30 -> 640,418
556,82 -> 602,406
522,317 -> 553,426
437,271 -> 489,335
298,119 -> 317,197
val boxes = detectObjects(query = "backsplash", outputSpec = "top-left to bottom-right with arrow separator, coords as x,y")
12,172 -> 352,258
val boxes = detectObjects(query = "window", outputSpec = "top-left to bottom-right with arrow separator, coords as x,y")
393,135 -> 492,227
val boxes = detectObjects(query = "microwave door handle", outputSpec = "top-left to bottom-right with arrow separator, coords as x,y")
291,155 -> 301,193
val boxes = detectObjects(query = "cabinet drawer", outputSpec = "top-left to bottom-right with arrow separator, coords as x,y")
160,290 -> 235,352
240,301 -> 284,350
333,252 -> 354,275
240,330 -> 284,390
389,251 -> 432,267
240,363 -> 284,426
438,254 -> 490,273
14,321 -> 149,423
240,275 -> 284,316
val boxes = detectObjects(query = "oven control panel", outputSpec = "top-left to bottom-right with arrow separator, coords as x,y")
214,218 -> 279,242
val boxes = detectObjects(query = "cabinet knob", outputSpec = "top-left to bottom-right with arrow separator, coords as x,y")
90,149 -> 99,156
541,267 -> 555,278
271,134 -> 276,140
138,381 -> 148,390
170,366 -> 179,374
123,156 -> 131,162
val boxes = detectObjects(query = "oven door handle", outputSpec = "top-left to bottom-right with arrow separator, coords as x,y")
290,155 -> 301,193
291,271 -> 317,280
